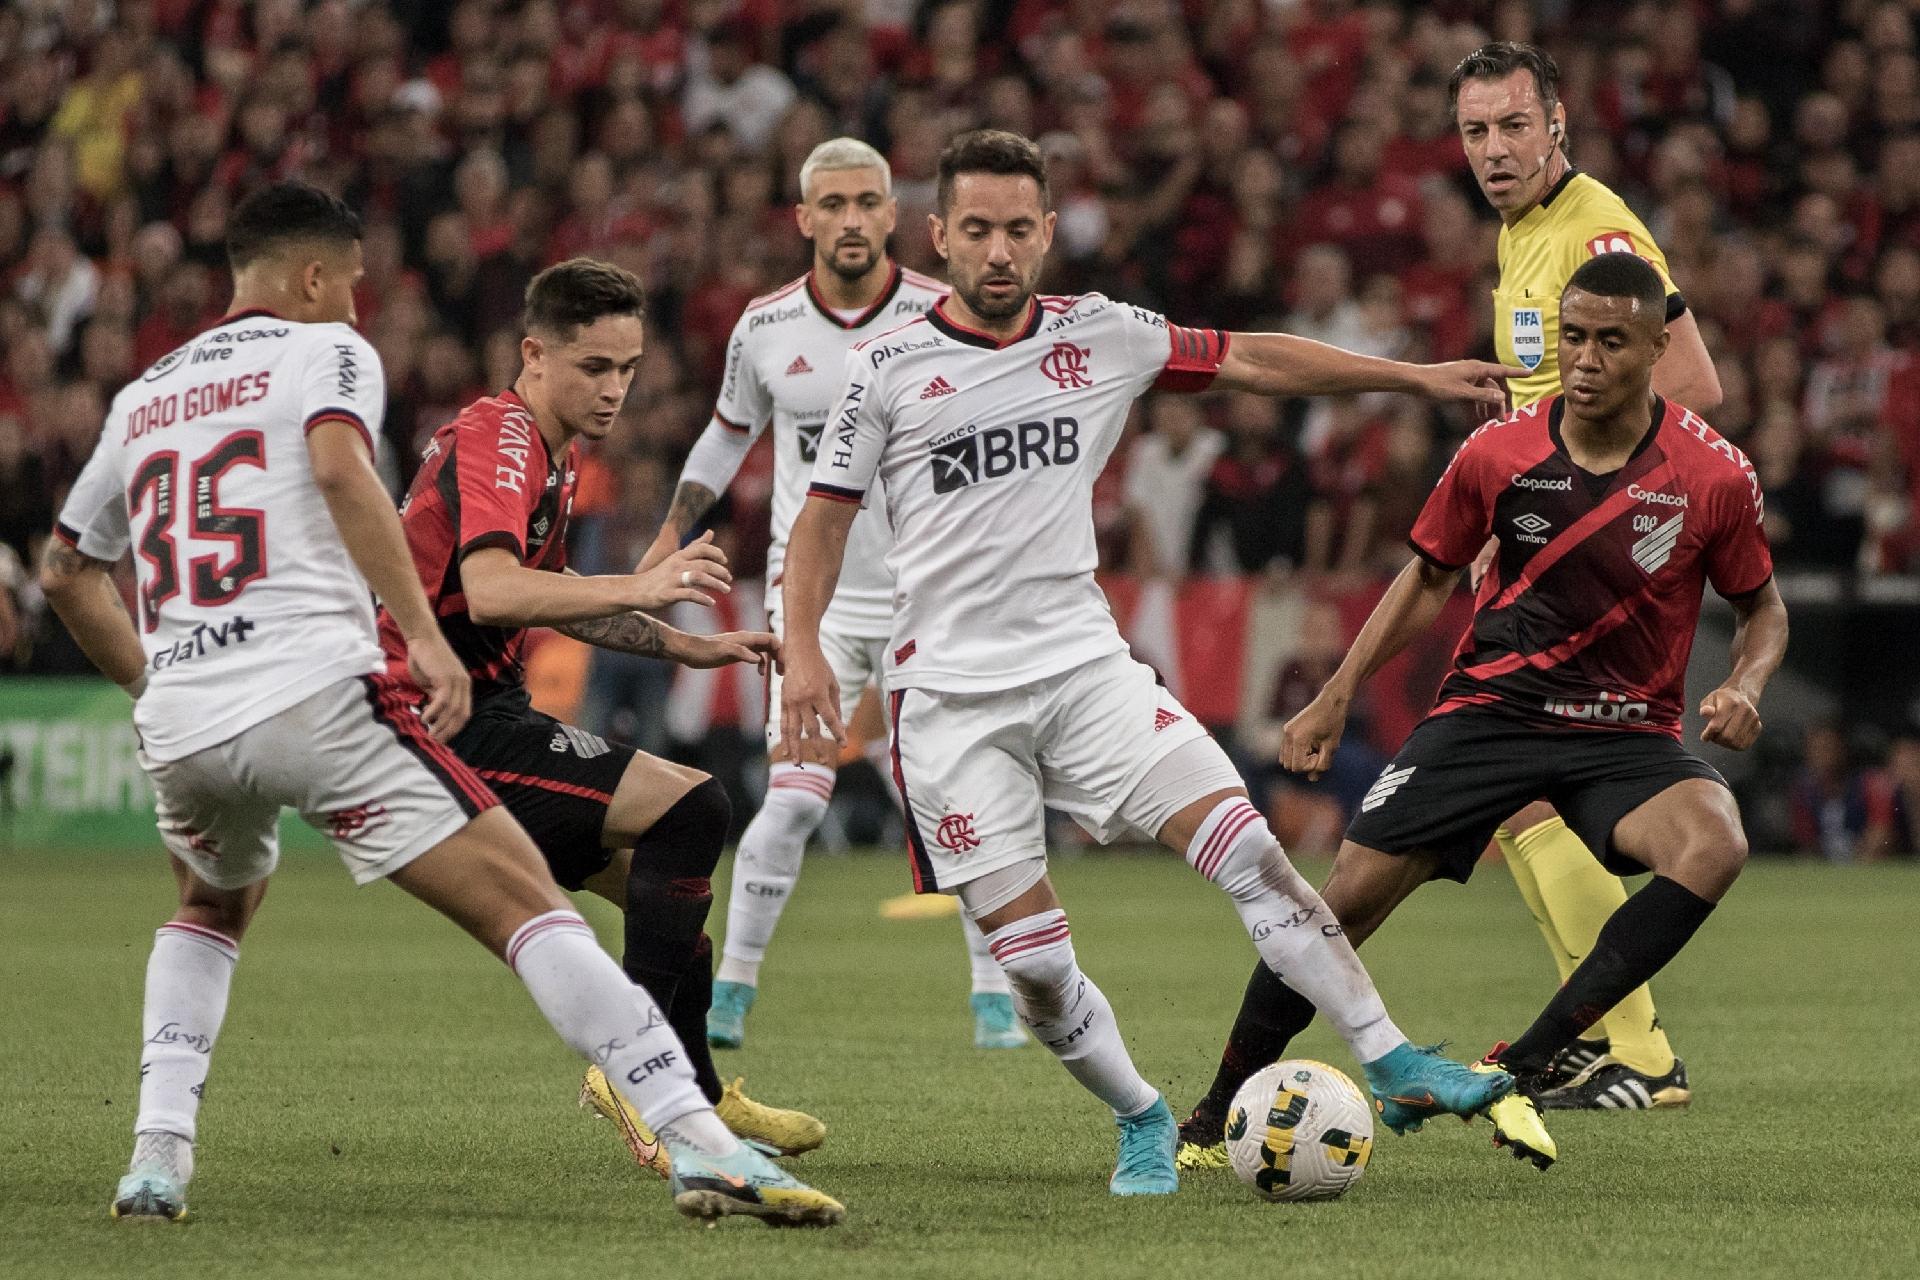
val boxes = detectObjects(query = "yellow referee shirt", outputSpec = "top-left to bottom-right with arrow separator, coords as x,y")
1493,170 -> 1685,408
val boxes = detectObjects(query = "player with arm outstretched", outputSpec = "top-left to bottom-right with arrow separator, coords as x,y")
1224,253 -> 1785,1171
377,258 -> 827,1178
780,130 -> 1533,1197
42,183 -> 841,1228
639,139 -> 1025,1053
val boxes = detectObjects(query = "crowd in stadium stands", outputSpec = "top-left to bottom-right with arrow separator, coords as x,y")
2,0 -> 1919,854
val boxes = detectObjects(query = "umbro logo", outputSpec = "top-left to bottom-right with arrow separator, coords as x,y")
785,355 -> 813,376
920,376 -> 956,399
1512,511 -> 1551,545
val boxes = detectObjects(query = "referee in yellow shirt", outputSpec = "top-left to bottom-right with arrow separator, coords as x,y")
1457,40 -> 1717,1110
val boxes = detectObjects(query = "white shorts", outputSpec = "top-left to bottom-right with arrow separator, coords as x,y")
887,651 -> 1230,892
765,584 -> 888,751
143,674 -> 498,890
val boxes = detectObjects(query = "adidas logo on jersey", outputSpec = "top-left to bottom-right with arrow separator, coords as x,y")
1153,707 -> 1183,732
786,355 -> 814,376
920,376 -> 957,399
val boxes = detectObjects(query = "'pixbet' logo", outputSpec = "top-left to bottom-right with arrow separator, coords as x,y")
935,813 -> 980,853
929,418 -> 1081,493
1039,341 -> 1091,389
1544,691 -> 1649,724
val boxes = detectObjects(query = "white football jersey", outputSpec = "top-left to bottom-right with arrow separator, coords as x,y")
55,310 -> 389,762
808,293 -> 1229,693
699,263 -> 945,637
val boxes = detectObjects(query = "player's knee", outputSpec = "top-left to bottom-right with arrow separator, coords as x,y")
632,776 -> 730,882
175,873 -> 264,941
987,912 -> 1076,1016
1672,822 -> 1747,899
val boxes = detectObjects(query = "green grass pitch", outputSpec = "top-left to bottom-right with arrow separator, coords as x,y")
4,847 -> 1916,1279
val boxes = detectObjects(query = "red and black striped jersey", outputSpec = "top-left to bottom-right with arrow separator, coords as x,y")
1409,395 -> 1773,738
376,389 -> 577,701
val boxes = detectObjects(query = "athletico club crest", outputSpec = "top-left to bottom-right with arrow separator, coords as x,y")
935,812 -> 980,853
1040,341 -> 1091,389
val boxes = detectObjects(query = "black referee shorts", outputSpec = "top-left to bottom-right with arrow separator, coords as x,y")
1343,706 -> 1728,883
448,691 -> 635,890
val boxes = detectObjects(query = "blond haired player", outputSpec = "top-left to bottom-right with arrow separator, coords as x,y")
642,138 -> 1027,1052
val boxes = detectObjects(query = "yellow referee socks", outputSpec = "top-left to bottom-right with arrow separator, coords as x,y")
1499,817 -> 1676,1077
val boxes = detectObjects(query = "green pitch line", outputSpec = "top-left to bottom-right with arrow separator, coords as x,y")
3,849 -> 1915,1279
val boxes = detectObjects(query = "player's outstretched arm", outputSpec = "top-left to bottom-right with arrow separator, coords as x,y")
638,416 -> 762,571
1213,332 -> 1522,410
462,532 -> 731,630
1699,578 -> 1787,750
1282,555 -> 1462,779
779,496 -> 859,749
39,539 -> 148,694
308,420 -> 473,738
552,571 -> 779,674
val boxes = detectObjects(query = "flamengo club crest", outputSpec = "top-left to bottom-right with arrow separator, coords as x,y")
935,812 -> 980,853
1511,308 -> 1545,370
1040,341 -> 1091,389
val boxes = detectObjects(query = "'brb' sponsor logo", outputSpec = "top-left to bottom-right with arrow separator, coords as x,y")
929,418 -> 1081,493
1628,484 -> 1689,508
1544,691 -> 1650,724
1511,474 -> 1573,491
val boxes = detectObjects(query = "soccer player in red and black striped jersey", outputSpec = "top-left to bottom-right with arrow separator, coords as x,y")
1190,253 -> 1789,1168
379,258 -> 832,1180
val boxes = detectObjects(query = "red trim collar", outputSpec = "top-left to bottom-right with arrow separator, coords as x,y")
805,261 -> 904,330
926,296 -> 1042,350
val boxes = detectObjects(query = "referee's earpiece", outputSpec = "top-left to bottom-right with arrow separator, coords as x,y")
1550,122 -> 1563,145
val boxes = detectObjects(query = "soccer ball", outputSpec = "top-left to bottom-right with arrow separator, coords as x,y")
1225,1058 -> 1374,1202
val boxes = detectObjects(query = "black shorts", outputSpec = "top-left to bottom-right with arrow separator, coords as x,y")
1343,707 -> 1728,883
448,691 -> 635,890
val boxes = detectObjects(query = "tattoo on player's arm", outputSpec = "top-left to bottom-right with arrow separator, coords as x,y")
557,610 -> 669,657
665,482 -> 719,535
39,538 -> 112,588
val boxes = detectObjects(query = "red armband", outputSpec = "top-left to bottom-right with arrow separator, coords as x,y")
1154,326 -> 1231,392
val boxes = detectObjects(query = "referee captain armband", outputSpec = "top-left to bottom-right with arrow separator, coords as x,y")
1155,326 -> 1231,392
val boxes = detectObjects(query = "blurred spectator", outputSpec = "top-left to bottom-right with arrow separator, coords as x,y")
1790,721 -> 1884,862
1863,726 -> 1920,859
1191,392 -> 1310,575
1123,394 -> 1225,579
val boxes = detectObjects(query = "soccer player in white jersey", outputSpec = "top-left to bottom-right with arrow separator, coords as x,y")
41,182 -> 843,1227
781,132 -> 1545,1195
642,138 -> 1026,1052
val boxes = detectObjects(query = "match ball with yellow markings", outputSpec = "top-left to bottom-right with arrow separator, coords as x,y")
1225,1058 -> 1374,1202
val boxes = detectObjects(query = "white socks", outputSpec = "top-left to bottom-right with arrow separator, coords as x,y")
984,910 -> 1157,1117
717,763 -> 833,987
131,922 -> 238,1180
961,913 -> 1011,995
505,910 -> 731,1151
1188,798 -> 1405,1063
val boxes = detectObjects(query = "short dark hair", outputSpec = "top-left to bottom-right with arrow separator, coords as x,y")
936,129 -> 1049,213
1565,251 -> 1666,317
226,181 -> 363,271
521,257 -> 647,339
1448,41 -> 1560,117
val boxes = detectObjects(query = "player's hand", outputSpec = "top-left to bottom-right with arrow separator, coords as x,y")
1412,360 -> 1525,410
1280,690 -> 1351,781
667,629 -> 780,675
406,633 -> 473,741
630,531 -> 731,609
1467,536 -> 1499,591
780,646 -> 846,751
1699,686 -> 1762,751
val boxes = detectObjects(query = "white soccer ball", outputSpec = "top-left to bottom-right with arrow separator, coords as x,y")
1225,1058 -> 1375,1202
